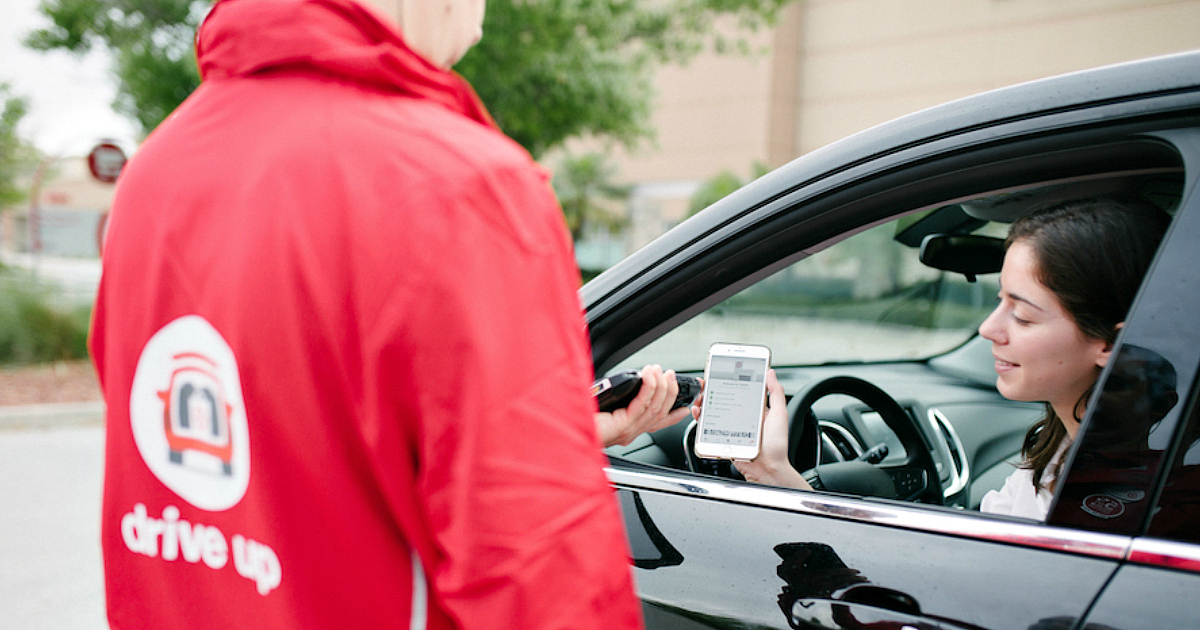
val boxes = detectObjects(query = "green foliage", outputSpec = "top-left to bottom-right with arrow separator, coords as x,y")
25,0 -> 792,157
111,36 -> 203,132
0,271 -> 91,365
1,83 -> 35,208
460,1 -> 656,158
24,0 -> 205,134
552,152 -> 631,241
460,0 -> 791,158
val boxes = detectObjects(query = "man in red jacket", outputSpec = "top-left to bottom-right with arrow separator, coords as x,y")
91,0 -> 650,627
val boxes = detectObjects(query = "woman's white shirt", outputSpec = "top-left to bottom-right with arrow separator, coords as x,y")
979,440 -> 1071,520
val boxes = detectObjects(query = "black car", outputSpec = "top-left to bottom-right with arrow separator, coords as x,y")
586,50 -> 1200,630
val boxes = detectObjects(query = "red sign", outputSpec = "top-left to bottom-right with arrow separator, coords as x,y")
88,142 -> 127,183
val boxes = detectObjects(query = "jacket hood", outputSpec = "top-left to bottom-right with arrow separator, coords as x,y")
196,0 -> 495,129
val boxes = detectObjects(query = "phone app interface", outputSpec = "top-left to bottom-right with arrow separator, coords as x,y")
701,355 -> 767,446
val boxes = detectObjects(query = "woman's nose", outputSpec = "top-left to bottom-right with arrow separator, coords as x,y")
979,307 -> 1003,343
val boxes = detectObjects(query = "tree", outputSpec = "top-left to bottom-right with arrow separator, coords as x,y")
458,0 -> 791,158
552,152 -> 631,243
1,82 -> 36,209
25,0 -> 792,158
24,0 -> 203,134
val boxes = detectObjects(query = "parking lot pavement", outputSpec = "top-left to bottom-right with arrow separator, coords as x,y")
0,420 -> 107,629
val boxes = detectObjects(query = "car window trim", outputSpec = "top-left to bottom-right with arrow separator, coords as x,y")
1128,537 -> 1200,573
607,466 -> 1131,561
589,132 -> 1185,375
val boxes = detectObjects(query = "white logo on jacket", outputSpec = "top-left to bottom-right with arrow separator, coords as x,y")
130,315 -> 250,511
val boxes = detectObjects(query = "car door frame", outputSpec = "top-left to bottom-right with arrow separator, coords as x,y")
594,55 -> 1200,630
1059,127 -> 1200,629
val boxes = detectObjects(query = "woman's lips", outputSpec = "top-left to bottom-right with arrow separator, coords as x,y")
993,357 -> 1017,373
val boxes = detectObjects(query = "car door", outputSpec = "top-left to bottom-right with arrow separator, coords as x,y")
613,466 -> 1128,630
1074,391 -> 1200,630
592,56 -> 1200,630
1063,128 -> 1200,630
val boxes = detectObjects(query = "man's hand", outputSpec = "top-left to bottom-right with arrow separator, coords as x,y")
596,365 -> 694,447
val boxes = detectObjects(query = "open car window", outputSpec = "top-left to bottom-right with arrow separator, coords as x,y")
604,161 -> 1186,518
615,214 -> 1005,373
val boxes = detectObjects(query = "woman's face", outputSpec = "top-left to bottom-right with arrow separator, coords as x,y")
978,240 -> 1113,428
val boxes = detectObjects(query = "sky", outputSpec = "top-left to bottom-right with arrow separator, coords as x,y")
1,0 -> 140,157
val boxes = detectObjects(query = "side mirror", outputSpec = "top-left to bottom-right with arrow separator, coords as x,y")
919,234 -> 1004,282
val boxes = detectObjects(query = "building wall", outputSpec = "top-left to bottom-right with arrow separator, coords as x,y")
2,156 -> 113,258
797,0 -> 1200,154
600,0 -> 1200,255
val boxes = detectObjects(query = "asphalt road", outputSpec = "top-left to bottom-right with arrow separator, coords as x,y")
0,420 -> 107,629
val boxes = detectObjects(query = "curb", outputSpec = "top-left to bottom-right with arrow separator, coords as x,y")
0,401 -> 105,431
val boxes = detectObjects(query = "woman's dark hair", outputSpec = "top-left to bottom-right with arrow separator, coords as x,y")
1006,197 -> 1170,490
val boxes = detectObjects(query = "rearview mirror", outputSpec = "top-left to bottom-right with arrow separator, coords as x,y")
918,234 -> 1004,282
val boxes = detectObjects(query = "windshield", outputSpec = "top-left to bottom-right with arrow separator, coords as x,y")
615,216 -> 1004,373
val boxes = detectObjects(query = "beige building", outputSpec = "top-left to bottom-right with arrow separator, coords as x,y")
585,0 -> 1200,260
1,154 -> 114,305
2,155 -> 113,259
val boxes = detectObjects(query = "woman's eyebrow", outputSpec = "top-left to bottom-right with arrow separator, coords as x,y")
1006,290 -> 1046,312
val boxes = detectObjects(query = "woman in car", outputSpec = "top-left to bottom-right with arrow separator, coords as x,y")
724,197 -> 1170,520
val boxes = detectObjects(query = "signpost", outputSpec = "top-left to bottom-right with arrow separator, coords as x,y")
87,142 -> 126,183
86,141 -> 126,255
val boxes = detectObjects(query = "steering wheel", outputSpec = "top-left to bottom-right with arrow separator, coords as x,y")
788,376 -> 942,505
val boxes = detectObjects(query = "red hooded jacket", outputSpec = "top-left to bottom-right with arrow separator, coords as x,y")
90,0 -> 642,627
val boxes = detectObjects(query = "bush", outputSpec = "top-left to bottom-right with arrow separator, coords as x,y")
0,270 -> 91,365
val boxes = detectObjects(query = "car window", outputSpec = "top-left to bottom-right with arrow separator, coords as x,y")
1147,389 -> 1200,544
1052,342 -> 1185,530
615,216 -> 1004,373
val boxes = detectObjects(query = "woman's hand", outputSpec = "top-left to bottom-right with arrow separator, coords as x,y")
596,365 -> 694,447
691,369 -> 811,490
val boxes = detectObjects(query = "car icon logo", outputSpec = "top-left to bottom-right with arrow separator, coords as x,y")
158,358 -> 234,476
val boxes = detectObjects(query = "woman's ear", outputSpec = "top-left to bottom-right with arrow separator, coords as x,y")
1096,322 -> 1125,368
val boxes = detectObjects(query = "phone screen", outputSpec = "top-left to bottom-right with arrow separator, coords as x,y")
696,345 -> 769,459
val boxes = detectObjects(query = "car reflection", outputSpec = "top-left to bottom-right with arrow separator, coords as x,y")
1058,345 -> 1180,527
617,490 -> 684,570
775,541 -> 988,630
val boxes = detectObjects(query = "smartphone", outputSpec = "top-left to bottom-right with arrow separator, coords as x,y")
592,370 -> 703,413
694,343 -> 771,460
